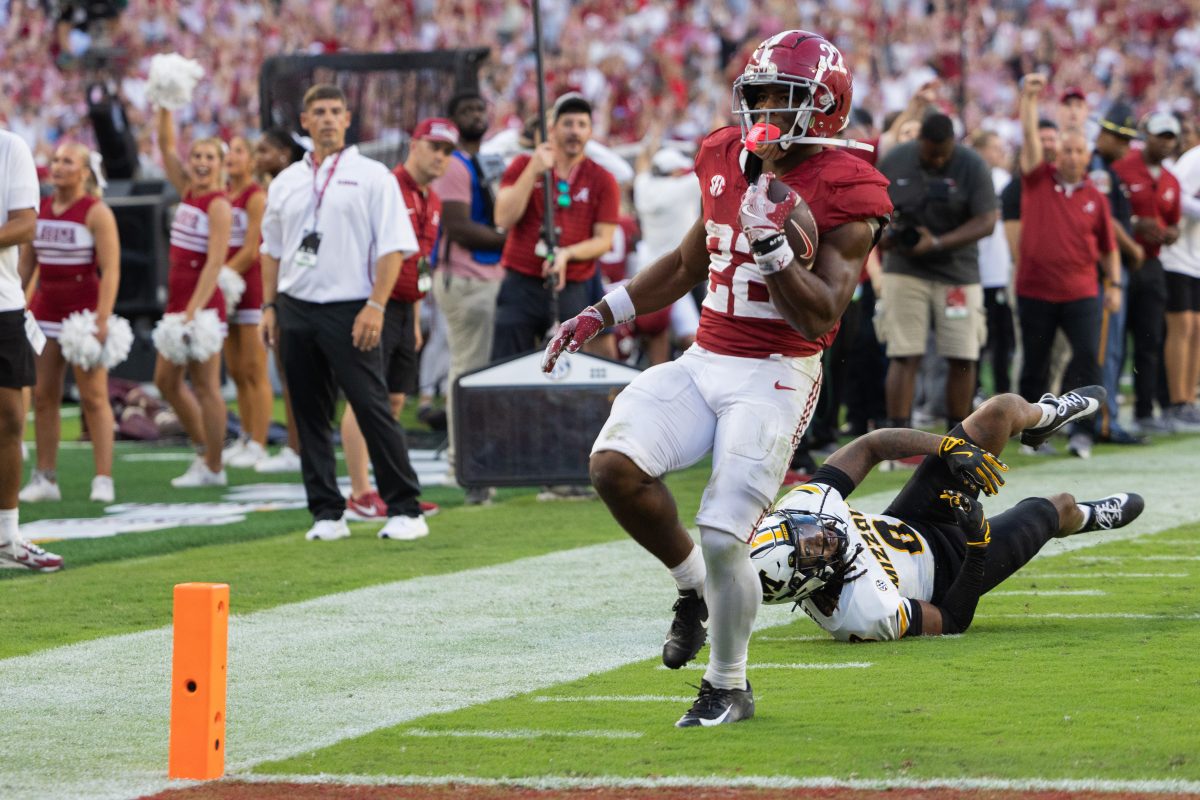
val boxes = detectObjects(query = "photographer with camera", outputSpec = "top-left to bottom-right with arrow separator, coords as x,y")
878,113 -> 997,432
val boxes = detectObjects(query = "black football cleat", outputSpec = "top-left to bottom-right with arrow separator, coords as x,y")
676,679 -> 755,728
1073,493 -> 1145,534
662,589 -> 708,669
1020,386 -> 1107,448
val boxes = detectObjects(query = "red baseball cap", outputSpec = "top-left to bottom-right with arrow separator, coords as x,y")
1060,86 -> 1086,103
413,118 -> 459,146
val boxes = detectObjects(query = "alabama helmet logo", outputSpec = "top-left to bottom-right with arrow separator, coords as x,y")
710,175 -> 726,197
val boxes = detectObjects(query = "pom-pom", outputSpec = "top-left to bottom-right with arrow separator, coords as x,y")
101,315 -> 133,369
152,313 -> 192,365
59,310 -> 104,369
145,54 -> 205,111
187,309 -> 225,362
153,310 -> 226,364
218,267 -> 245,318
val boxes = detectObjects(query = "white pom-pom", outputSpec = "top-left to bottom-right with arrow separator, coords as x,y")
101,315 -> 133,369
146,54 -> 205,111
218,267 -> 245,318
152,313 -> 191,365
186,309 -> 225,362
60,310 -> 104,369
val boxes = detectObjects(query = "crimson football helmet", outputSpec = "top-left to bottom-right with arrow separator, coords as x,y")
733,30 -> 863,151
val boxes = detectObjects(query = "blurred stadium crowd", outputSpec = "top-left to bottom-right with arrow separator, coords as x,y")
3,0 -> 1200,168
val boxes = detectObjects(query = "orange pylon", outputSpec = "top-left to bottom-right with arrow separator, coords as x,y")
168,583 -> 229,780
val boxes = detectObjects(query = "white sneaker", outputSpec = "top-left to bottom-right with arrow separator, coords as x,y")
255,446 -> 302,473
171,457 -> 228,488
228,440 -> 266,469
378,514 -> 430,541
0,538 -> 63,572
19,471 -> 61,503
90,475 -> 115,503
221,438 -> 246,465
305,517 -> 350,541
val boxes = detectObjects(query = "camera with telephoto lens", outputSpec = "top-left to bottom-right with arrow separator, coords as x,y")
887,211 -> 924,250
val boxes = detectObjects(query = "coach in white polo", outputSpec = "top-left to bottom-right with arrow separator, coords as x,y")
0,129 -> 63,571
260,84 -> 429,543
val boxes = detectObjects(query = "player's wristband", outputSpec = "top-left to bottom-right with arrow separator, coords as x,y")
602,285 -> 637,325
261,301 -> 276,312
365,300 -> 386,313
749,232 -> 794,275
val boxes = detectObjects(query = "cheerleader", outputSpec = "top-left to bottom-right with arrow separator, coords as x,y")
247,128 -> 306,474
219,136 -> 271,468
156,106 -> 232,487
18,144 -> 120,503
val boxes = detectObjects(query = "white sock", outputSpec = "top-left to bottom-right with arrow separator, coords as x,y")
0,508 -> 18,546
1073,503 -> 1092,533
1034,401 -> 1058,428
668,544 -> 706,597
699,525 -> 757,691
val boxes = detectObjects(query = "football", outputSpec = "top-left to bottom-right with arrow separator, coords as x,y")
769,177 -> 819,270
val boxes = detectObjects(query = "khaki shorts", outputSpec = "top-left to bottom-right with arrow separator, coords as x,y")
879,273 -> 986,360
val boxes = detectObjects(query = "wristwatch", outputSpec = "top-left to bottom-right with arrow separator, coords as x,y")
261,301 -> 277,312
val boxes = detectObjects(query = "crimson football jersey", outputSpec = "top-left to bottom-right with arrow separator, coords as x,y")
694,127 -> 892,358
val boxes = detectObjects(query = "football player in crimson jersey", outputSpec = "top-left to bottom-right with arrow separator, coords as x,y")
751,386 -> 1143,644
542,30 -> 893,728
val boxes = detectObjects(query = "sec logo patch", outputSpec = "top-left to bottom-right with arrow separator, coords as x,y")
710,175 -> 726,197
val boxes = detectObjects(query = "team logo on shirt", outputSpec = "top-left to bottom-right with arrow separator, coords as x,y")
1165,188 -> 1176,203
1083,200 -> 1096,214
710,175 -> 726,197
574,187 -> 590,203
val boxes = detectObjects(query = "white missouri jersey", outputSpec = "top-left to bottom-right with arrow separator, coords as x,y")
775,483 -> 937,641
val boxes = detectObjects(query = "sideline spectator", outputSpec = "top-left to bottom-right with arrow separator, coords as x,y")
432,90 -> 507,506
1158,136 -> 1200,430
1114,112 -> 1182,434
341,117 -> 457,519
1013,74 -> 1120,460
0,127 -> 62,571
259,84 -> 426,543
1087,104 -> 1145,444
491,93 -> 618,360
970,130 -> 1015,395
19,143 -> 120,504
878,113 -> 996,431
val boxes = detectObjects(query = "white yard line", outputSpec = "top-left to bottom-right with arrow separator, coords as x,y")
399,728 -> 643,740
659,662 -> 873,671
2,437 -> 1199,800
987,589 -> 1106,596
234,772 -> 1200,794
532,695 -> 694,703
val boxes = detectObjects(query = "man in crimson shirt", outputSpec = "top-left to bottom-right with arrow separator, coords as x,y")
491,93 -> 618,360
340,118 -> 457,520
1113,113 -> 1183,433
1014,74 -> 1121,460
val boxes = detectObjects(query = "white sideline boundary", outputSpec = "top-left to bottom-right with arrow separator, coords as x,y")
2,437 -> 1199,800
399,728 -> 643,740
232,772 -> 1200,794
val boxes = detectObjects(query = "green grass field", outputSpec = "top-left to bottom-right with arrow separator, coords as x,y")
4,425 -> 1200,799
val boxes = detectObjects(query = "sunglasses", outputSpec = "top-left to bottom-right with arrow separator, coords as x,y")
556,179 -> 571,208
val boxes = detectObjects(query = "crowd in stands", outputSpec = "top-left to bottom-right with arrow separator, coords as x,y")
4,0 -> 1200,170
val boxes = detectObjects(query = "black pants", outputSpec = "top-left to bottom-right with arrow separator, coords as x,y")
278,295 -> 421,521
491,270 -> 592,362
844,282 -> 888,434
1016,295 -> 1102,403
1126,257 -> 1168,419
983,287 -> 1015,395
885,424 -> 1063,602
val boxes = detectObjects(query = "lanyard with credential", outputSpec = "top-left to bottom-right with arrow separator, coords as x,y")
311,149 -> 343,230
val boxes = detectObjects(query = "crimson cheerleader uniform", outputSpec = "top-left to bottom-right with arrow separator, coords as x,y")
228,182 -> 265,324
30,195 -> 102,339
167,189 -> 226,323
